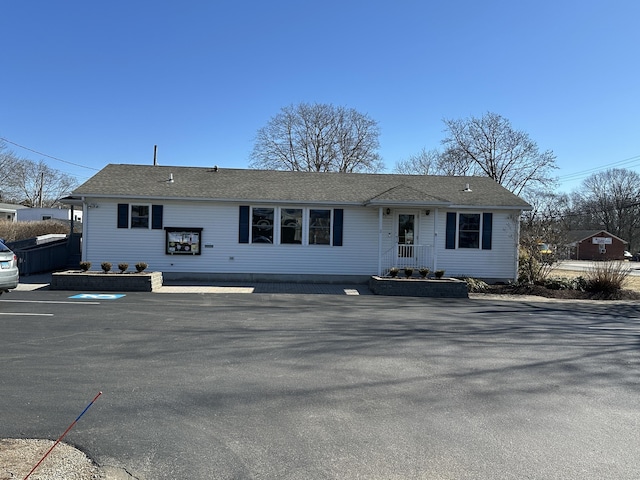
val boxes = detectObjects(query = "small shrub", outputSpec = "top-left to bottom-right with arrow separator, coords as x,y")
434,270 -> 445,279
542,277 -> 576,290
573,276 -> 588,291
118,262 -> 129,273
404,267 -> 414,278
79,261 -> 91,272
541,276 -> 587,291
101,262 -> 112,273
584,261 -> 630,294
418,267 -> 430,278
135,262 -> 148,273
517,250 -> 555,285
465,277 -> 489,293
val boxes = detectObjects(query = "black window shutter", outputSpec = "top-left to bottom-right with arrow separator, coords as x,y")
152,205 -> 163,230
333,209 -> 344,246
482,212 -> 493,250
445,212 -> 456,249
117,204 -> 129,228
239,205 -> 250,244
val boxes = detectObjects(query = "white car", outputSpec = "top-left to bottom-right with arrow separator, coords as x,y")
0,242 -> 19,294
624,251 -> 633,260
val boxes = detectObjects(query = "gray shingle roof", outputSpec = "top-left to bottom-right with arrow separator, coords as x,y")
72,164 -> 532,209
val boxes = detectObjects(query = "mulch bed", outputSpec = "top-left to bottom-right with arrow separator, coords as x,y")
484,284 -> 640,301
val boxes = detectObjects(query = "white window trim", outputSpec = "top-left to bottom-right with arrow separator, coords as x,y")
280,207 -> 304,246
456,212 -> 482,249
130,203 -> 152,229
247,206 -> 335,246
308,207 -> 334,247
250,206 -> 276,244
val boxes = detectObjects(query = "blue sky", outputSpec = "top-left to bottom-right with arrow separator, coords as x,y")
2,0 -> 638,193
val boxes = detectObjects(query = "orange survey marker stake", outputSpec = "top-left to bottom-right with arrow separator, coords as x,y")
23,391 -> 103,480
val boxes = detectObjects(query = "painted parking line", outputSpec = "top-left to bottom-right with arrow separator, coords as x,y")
0,312 -> 54,316
69,294 -> 126,300
587,326 -> 640,331
0,299 -> 101,305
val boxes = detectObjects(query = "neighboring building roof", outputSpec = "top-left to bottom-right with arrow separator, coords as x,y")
567,230 -> 628,244
0,202 -> 29,211
71,164 -> 532,209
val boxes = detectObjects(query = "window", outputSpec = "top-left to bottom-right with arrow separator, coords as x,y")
458,213 -> 480,248
42,215 -> 52,220
281,208 -> 302,244
445,212 -> 492,250
239,206 -> 342,246
252,207 -> 274,243
131,205 -> 150,228
309,209 -> 331,245
118,204 -> 163,229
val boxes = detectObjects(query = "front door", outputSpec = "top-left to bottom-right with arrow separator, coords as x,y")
396,213 -> 417,262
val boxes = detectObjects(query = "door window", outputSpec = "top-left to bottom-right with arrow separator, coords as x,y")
398,214 -> 415,257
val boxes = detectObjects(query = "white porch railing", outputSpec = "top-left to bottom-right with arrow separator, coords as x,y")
380,244 -> 433,276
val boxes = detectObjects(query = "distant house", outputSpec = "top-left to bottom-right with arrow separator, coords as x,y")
567,230 -> 628,261
16,207 -> 83,223
66,164 -> 532,283
0,203 -> 29,222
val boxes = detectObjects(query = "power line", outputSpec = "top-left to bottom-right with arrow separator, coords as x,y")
558,154 -> 640,182
0,137 -> 100,172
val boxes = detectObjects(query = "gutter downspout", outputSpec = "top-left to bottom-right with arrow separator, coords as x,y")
377,207 -> 383,276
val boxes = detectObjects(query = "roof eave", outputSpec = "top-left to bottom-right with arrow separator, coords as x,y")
447,204 -> 532,211
71,194 -> 366,206
363,200 -> 451,207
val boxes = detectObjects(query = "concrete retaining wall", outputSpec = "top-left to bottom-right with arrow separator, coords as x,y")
369,276 -> 468,298
50,271 -> 163,292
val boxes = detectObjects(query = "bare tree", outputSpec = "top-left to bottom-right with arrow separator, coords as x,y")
394,148 -> 472,176
250,103 -> 383,173
0,141 -> 19,200
394,148 -> 440,175
571,168 -> 640,251
520,188 -> 571,259
0,141 -> 11,171
5,157 -> 77,207
440,112 -> 557,195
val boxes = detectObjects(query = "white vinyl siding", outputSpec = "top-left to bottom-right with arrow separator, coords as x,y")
83,201 -> 378,276
81,201 -> 520,281
436,209 -> 519,279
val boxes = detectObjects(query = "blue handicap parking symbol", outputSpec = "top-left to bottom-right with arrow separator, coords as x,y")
69,294 -> 126,300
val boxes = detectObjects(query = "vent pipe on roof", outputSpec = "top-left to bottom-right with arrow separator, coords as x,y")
153,145 -> 158,166
463,183 -> 472,192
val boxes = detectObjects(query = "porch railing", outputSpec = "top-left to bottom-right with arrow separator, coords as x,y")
380,244 -> 433,276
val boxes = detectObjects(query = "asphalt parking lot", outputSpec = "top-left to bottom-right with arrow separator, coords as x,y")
1,287 -> 639,479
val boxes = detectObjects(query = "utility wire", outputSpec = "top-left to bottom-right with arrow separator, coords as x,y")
557,154 -> 640,181
0,137 -> 100,171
